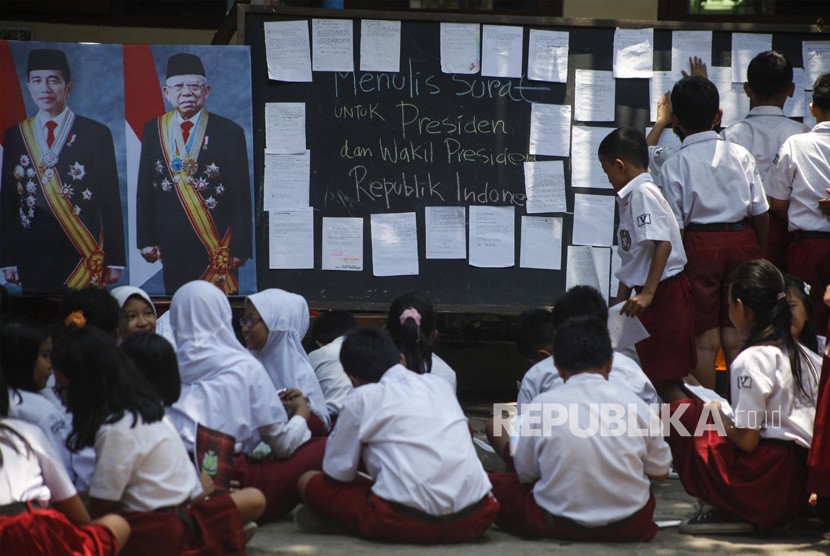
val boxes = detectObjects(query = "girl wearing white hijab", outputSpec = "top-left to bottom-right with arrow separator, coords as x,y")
242,289 -> 331,435
165,280 -> 326,522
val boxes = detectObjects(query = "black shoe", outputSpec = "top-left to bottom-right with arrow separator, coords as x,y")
679,502 -> 753,535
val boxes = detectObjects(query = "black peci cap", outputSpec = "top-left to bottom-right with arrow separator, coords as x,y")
27,48 -> 71,81
166,53 -> 206,79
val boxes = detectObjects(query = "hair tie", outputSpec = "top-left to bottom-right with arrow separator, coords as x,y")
804,283 -> 811,296
777,292 -> 787,301
399,307 -> 422,327
65,310 -> 86,329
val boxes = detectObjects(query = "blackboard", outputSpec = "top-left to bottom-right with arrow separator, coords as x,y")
242,5 -> 826,311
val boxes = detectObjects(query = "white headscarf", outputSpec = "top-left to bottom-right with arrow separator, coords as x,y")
110,286 -> 156,316
247,289 -> 331,429
168,281 -> 286,451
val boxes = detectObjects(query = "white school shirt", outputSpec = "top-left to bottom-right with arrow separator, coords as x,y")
731,345 -> 818,449
323,364 -> 491,515
765,122 -> 830,233
721,106 -> 810,180
647,145 -> 675,179
657,131 -> 769,228
615,172 -> 686,288
89,414 -> 203,512
513,374 -> 671,526
431,353 -> 458,393
517,352 -> 659,413
307,337 -> 353,417
0,418 -> 77,506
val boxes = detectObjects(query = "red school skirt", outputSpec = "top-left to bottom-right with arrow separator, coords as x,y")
0,506 -> 117,556
666,398 -> 808,530
231,436 -> 327,522
119,492 -> 245,556
808,321 -> 830,496
304,473 -> 499,543
488,472 -> 658,542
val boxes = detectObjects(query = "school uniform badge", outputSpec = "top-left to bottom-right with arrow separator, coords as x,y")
620,229 -> 632,251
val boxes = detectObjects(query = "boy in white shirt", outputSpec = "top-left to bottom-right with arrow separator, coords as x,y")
657,76 -> 769,391
721,51 -> 810,271
766,73 -> 830,334
295,328 -> 498,543
489,316 -> 671,542
600,128 -> 695,402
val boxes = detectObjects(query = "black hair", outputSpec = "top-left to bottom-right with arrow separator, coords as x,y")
552,316 -> 613,374
730,260 -> 817,399
671,76 -> 720,133
0,316 -> 50,392
339,328 -> 401,384
120,332 -> 182,406
597,127 -> 649,169
784,274 -> 818,353
310,310 -> 358,346
59,287 -> 119,335
514,308 -> 555,360
0,284 -> 9,317
0,370 -> 34,467
51,326 -> 163,451
386,292 -> 435,374
746,51 -> 793,100
551,286 -> 608,329
813,73 -> 830,111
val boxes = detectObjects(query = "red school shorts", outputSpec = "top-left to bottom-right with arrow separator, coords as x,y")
634,272 -> 696,382
666,398 -> 808,530
304,474 -> 499,543
683,226 -> 761,334
787,236 -> 830,334
487,472 -> 658,542
765,211 -> 790,273
0,507 -> 118,556
232,436 -> 327,522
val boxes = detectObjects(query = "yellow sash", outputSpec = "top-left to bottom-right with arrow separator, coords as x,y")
157,111 -> 238,293
20,118 -> 105,288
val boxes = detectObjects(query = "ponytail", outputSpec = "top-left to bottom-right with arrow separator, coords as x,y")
730,260 -> 818,399
386,292 -> 435,375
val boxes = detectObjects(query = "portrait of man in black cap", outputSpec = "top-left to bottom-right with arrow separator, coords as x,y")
135,52 -> 252,295
0,48 -> 125,294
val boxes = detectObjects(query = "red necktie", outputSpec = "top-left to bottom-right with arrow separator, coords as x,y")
181,121 -> 194,144
45,120 -> 57,148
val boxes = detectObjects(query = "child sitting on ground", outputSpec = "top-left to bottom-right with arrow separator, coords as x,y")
307,310 -> 356,420
488,316 -> 671,542
295,327 -> 498,543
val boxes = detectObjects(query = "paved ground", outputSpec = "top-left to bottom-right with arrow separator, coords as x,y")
248,411 -> 830,555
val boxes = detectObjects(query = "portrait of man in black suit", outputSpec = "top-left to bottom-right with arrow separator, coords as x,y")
1,48 -> 125,294
136,52 -> 252,295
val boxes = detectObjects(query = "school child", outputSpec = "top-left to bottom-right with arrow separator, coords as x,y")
51,325 -> 265,556
721,51 -> 811,271
166,280 -> 325,522
59,286 -> 120,336
785,274 -> 820,354
120,331 -> 181,407
766,73 -> 830,334
1,316 -> 96,490
599,127 -> 696,400
514,308 -> 554,364
242,288 -> 331,435
667,259 -> 818,533
295,327 -> 498,543
110,286 -> 157,340
0,375 -> 131,555
307,310 -> 357,419
386,291 -> 457,393
489,316 -> 671,542
808,285 -> 830,525
656,75 -> 769,391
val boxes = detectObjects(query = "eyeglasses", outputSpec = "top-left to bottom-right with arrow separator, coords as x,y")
238,315 -> 262,328
168,82 -> 206,93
